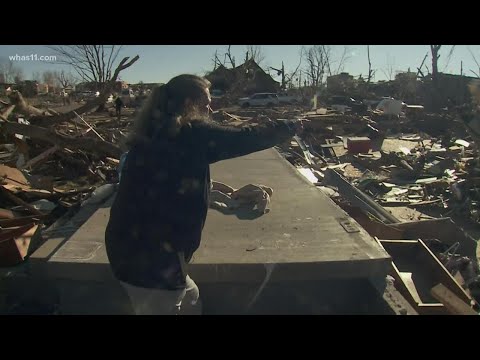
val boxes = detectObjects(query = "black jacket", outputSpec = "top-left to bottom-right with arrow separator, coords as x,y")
105,119 -> 296,289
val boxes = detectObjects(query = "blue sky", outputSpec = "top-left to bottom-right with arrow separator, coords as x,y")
1,45 -> 479,84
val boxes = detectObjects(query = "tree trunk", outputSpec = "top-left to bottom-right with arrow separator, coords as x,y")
7,91 -> 55,117
367,45 -> 373,84
431,45 -> 442,84
430,45 -> 442,110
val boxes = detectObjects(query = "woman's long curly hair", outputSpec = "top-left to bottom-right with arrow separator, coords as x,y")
126,74 -> 211,148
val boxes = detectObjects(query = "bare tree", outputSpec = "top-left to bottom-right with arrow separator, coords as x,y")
302,45 -> 352,88
55,70 -> 77,88
285,57 -> 302,89
31,71 -> 41,82
42,71 -> 57,87
224,45 -> 236,68
48,45 -> 123,89
211,50 -> 222,70
443,45 -> 456,71
367,45 -> 376,84
245,45 -> 265,65
430,45 -> 442,83
0,59 -> 23,83
302,45 -> 330,87
13,69 -> 24,83
381,54 -> 396,81
332,46 -> 350,75
468,47 -> 480,78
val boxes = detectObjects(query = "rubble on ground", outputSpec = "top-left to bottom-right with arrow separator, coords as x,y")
0,92 -> 134,266
212,102 -> 480,311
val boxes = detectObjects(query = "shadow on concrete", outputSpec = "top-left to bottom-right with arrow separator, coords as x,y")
209,204 -> 265,220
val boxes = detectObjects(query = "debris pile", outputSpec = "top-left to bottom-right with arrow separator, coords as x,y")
222,103 -> 480,311
0,57 -> 139,267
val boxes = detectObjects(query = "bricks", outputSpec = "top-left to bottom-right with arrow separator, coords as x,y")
347,137 -> 372,154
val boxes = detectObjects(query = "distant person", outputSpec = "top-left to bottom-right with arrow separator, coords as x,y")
115,96 -> 124,118
105,74 -> 305,315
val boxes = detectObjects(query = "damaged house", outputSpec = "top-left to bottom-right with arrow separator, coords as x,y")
206,59 -> 280,96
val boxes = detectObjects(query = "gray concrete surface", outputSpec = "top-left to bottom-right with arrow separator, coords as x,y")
28,148 -> 393,314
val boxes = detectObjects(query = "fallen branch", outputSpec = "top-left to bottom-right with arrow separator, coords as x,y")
7,91 -> 55,117
1,122 -> 122,158
19,145 -> 60,170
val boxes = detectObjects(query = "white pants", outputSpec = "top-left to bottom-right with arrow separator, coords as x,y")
121,275 -> 202,315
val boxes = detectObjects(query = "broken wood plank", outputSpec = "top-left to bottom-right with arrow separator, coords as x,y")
0,215 -> 45,228
0,186 -> 44,216
0,164 -> 30,192
19,145 -> 59,170
105,157 -> 120,166
399,272 -> 422,304
406,199 -> 443,207
431,283 -> 478,315
73,111 -> 105,141
53,186 -> 95,195
0,223 -> 36,242
222,111 -> 244,123
293,135 -> 314,165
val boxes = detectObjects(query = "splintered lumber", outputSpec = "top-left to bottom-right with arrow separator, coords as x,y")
19,145 -> 59,170
0,186 -> 44,216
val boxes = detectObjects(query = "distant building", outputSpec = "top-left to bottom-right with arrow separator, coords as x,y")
206,59 -> 280,96
433,73 -> 477,106
326,72 -> 355,95
37,83 -> 49,94
75,80 -> 128,93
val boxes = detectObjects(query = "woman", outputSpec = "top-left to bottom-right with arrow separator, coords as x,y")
105,74 -> 303,315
